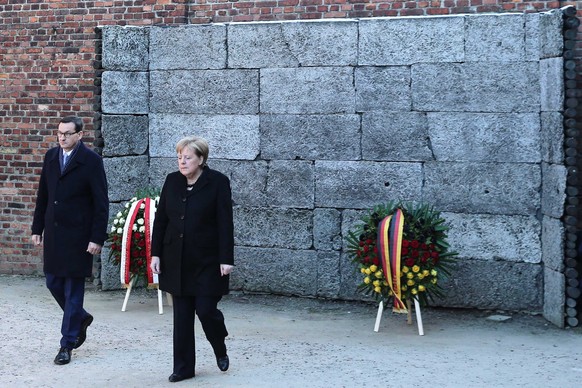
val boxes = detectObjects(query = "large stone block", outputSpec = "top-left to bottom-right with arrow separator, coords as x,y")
150,70 -> 259,114
437,259 -> 543,311
538,9 -> 564,59
543,268 -> 565,328
102,115 -> 148,157
102,26 -> 149,71
465,14 -> 525,62
362,112 -> 433,161
230,247 -> 318,296
412,62 -> 540,112
228,20 -> 357,68
103,155 -> 149,202
266,160 -> 314,209
315,161 -> 423,209
542,215 -> 565,272
313,208 -> 342,251
149,24 -> 227,70
234,207 -> 312,249
149,114 -> 260,160
148,157 -> 176,190
424,162 -> 541,215
260,114 -> 360,160
428,113 -> 541,163
355,66 -> 411,112
443,213 -> 541,263
101,71 -> 149,114
209,160 -> 269,207
541,163 -> 566,218
541,112 -> 564,164
359,16 -> 464,65
316,251 -> 342,298
540,57 -> 564,112
339,251 -> 370,302
260,67 -> 354,114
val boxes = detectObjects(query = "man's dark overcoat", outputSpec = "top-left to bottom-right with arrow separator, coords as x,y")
32,141 -> 109,277
151,167 -> 234,297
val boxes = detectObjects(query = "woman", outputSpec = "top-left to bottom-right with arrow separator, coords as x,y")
150,136 -> 234,383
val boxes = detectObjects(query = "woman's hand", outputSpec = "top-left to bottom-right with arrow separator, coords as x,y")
220,264 -> 234,276
151,256 -> 161,274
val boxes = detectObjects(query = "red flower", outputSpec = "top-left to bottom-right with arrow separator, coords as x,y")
138,239 -> 146,247
366,239 -> 373,245
401,247 -> 409,255
422,251 -> 430,259
373,258 -> 379,266
420,256 -> 428,264
405,257 -> 414,267
133,232 -> 140,239
431,251 -> 439,259
373,246 -> 378,254
402,240 -> 410,248
137,260 -> 143,266
421,243 -> 427,250
411,240 -> 419,248
131,251 -> 138,258
411,250 -> 419,258
363,245 -> 369,253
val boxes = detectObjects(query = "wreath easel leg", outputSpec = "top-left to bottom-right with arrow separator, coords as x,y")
121,275 -> 136,312
406,298 -> 424,336
373,301 -> 384,332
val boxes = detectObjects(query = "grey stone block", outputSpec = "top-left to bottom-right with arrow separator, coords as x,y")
443,212 -> 541,263
316,251 -> 342,298
100,245 -> 122,291
542,215 -> 565,272
315,161 -> 423,209
149,114 -> 260,160
266,160 -> 314,209
359,16 -> 464,65
234,207 -> 312,249
355,66 -> 411,112
102,115 -> 148,157
102,26 -> 149,71
260,114 -> 360,160
362,112 -> 433,161
412,62 -> 540,112
465,14 -> 525,62
437,260 -> 543,311
314,208 -> 342,251
543,268 -> 565,328
339,251 -> 371,302
428,113 -> 541,163
260,67 -> 354,114
540,57 -> 564,112
149,24 -> 227,70
541,112 -> 564,164
541,163 -> 566,218
150,70 -> 259,114
101,71 -> 149,114
103,155 -> 149,202
228,20 -> 357,68
538,9 -> 564,59
524,13 -> 541,61
148,157 -> 176,191
424,162 -> 541,215
209,160 -> 269,207
230,247 -> 317,296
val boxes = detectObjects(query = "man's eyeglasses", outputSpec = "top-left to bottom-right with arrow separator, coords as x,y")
57,131 -> 79,139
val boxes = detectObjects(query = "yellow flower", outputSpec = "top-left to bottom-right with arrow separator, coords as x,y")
407,279 -> 415,286
423,270 -> 430,277
360,267 -> 366,274
402,266 -> 409,273
370,265 -> 378,272
412,265 -> 420,273
418,285 -> 426,292
431,278 -> 437,284
411,288 -> 418,295
382,280 -> 388,286
431,269 -> 438,276
417,273 -> 425,280
364,277 -> 371,284
364,268 -> 371,275
374,286 -> 382,293
401,285 -> 408,291
373,280 -> 381,287
407,272 -> 414,279
375,271 -> 383,279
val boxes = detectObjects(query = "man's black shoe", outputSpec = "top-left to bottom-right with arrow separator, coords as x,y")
168,373 -> 194,382
74,313 -> 93,349
54,347 -> 71,365
217,355 -> 229,371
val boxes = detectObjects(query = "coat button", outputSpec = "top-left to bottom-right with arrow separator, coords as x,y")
182,198 -> 186,202
54,222 -> 58,226
179,234 -> 184,238
180,215 -> 184,220
54,201 -> 58,205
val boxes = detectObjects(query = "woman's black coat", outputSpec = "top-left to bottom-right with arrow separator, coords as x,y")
151,167 -> 234,296
31,141 -> 109,277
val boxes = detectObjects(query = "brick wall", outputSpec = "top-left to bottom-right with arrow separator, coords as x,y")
0,0 -> 580,275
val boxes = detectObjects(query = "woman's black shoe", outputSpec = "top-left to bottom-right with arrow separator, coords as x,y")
168,373 -> 194,382
217,355 -> 229,371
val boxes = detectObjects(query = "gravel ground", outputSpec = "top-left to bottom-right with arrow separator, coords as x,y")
1,274 -> 582,387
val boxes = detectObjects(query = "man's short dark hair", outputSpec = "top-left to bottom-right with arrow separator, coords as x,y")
60,116 -> 84,133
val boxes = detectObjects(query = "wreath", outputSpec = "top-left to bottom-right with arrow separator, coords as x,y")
346,201 -> 457,308
107,188 -> 160,284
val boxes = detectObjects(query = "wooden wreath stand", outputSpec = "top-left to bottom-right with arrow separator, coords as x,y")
374,298 -> 424,335
121,274 -> 173,315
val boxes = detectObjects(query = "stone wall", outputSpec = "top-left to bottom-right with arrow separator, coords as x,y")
99,11 -> 566,324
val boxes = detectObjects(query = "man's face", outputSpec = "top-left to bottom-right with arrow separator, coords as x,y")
57,122 -> 82,152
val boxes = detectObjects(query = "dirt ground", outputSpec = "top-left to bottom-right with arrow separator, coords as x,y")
1,274 -> 582,387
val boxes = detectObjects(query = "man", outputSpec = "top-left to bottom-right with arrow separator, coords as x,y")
31,116 -> 109,365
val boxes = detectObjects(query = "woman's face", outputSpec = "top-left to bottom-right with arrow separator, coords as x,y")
177,146 -> 203,179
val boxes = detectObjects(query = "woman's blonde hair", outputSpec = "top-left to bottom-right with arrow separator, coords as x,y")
176,136 -> 209,165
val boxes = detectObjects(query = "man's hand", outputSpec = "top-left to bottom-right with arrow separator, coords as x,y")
220,264 -> 234,276
32,234 -> 42,246
151,256 -> 161,274
86,242 -> 102,255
